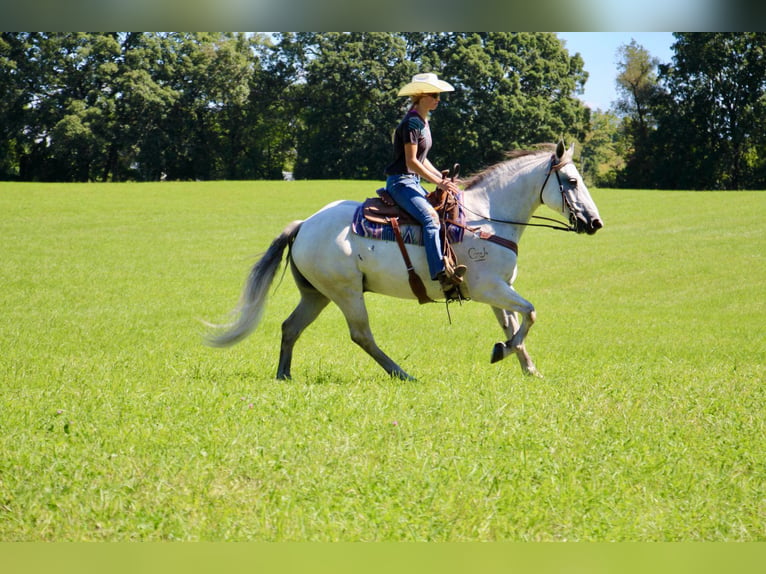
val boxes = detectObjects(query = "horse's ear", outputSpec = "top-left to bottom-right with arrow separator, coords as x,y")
556,140 -> 566,159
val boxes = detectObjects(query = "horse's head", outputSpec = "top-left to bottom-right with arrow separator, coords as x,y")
542,141 -> 603,235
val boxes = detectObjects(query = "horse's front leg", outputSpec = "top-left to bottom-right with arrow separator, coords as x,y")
470,273 -> 540,376
490,306 -> 540,377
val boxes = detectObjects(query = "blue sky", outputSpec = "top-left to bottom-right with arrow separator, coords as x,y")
557,32 -> 676,111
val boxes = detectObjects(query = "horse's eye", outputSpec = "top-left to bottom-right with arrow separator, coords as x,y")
568,178 -> 578,186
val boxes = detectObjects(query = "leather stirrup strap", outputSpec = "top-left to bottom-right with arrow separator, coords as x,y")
390,217 -> 434,305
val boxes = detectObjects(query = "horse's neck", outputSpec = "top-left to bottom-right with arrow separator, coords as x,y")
463,161 -> 543,240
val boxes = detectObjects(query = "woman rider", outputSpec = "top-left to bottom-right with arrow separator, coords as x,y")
384,72 -> 466,293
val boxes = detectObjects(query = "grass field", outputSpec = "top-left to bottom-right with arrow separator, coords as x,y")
0,181 -> 764,541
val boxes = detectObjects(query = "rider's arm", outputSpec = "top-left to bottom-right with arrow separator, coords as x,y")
404,144 -> 456,191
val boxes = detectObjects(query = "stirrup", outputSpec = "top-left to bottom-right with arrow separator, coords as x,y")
452,264 -> 467,282
442,262 -> 467,285
437,266 -> 466,290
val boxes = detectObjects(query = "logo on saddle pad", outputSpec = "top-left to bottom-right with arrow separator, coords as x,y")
351,188 -> 465,246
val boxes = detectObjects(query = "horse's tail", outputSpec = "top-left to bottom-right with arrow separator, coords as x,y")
204,220 -> 303,348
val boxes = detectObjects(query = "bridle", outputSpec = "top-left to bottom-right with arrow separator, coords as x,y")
537,155 -> 579,231
457,155 -> 578,233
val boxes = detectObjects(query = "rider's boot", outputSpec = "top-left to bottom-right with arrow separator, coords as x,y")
437,259 -> 467,292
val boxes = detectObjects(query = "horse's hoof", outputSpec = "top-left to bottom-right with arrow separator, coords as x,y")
524,367 -> 543,379
490,342 -> 506,364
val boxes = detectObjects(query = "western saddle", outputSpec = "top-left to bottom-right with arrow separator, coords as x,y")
360,179 -> 465,304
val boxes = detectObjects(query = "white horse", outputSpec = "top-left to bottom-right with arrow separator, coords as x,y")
206,141 -> 603,379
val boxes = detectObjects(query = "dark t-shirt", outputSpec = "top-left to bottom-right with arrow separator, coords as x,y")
385,109 -> 432,176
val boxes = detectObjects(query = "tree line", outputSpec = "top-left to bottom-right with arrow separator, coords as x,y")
585,32 -> 766,190
0,32 -> 589,183
2,32 -> 765,189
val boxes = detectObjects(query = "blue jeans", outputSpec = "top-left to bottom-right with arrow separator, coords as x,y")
386,174 -> 444,280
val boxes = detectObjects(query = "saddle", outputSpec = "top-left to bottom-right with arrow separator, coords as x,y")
362,187 -> 460,227
359,186 -> 463,304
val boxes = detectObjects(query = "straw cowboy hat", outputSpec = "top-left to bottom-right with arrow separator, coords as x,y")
397,72 -> 455,96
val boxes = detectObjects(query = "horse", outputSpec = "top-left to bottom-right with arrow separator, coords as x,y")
205,141 -> 603,380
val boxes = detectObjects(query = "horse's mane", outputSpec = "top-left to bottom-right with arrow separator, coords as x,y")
462,144 -> 559,190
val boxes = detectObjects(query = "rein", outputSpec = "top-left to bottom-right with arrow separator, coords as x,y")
458,155 -> 576,233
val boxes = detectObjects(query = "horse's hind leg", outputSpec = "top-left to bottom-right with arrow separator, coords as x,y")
335,291 -> 414,381
490,306 -> 541,377
277,289 -> 330,380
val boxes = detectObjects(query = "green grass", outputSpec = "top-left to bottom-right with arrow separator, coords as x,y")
0,181 -> 764,541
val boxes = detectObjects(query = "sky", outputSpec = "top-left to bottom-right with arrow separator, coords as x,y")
557,32 -> 676,111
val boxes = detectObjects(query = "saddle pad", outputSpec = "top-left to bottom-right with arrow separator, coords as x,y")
351,201 -> 465,246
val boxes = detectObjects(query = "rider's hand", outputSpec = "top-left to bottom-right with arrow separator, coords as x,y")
439,178 -> 459,194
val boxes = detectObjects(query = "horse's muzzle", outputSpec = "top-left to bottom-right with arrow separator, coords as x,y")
587,217 -> 603,235
575,214 -> 603,235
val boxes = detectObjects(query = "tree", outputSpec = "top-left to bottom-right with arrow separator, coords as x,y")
142,33 -> 253,181
289,32 -> 590,180
0,33 -> 33,179
227,34 -> 297,180
47,33 -> 122,181
615,40 -> 661,140
1,33 -> 290,182
1,33 -> 122,181
291,32 -> 415,179
655,33 -> 766,189
612,39 -> 664,188
105,33 -> 180,181
580,110 -> 624,188
407,33 -> 590,174
1,32 -> 593,183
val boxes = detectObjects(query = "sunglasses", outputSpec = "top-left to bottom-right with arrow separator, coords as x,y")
424,92 -> 441,100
